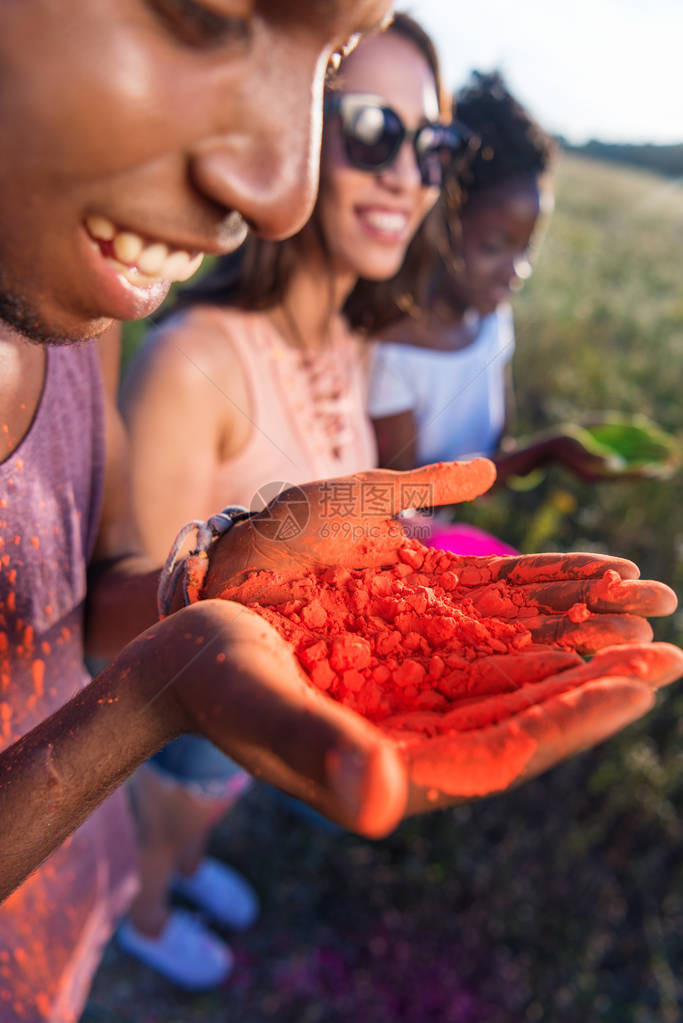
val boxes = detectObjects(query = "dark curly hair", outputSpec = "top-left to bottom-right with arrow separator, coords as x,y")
347,70 -> 556,332
455,70 -> 556,196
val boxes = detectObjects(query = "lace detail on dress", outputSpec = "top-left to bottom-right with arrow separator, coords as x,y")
267,317 -> 360,465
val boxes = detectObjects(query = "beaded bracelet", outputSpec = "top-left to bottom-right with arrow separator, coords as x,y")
157,505 -> 253,619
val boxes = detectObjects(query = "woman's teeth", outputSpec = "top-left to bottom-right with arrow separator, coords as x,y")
86,215 -> 204,284
360,209 -> 409,234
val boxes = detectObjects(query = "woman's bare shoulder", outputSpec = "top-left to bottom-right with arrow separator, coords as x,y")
122,304 -> 252,419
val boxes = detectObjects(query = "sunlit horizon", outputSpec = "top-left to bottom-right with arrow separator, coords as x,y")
410,0 -> 682,146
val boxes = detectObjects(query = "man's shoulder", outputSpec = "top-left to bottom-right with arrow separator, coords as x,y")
0,336 -> 48,463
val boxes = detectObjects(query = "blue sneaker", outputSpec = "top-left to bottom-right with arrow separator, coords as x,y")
173,857 -> 259,931
117,909 -> 233,990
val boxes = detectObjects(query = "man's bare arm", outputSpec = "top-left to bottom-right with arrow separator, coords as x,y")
0,602 -> 408,901
0,623 -> 180,901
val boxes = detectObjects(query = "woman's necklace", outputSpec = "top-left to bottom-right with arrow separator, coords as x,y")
271,305 -> 353,462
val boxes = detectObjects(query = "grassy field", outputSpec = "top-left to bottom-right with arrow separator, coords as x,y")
85,154 -> 683,1022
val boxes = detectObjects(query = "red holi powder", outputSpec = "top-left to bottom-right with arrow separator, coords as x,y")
222,544 -> 539,728
219,542 -> 537,730
216,543 -> 637,798
567,602 -> 591,623
217,541 -> 563,797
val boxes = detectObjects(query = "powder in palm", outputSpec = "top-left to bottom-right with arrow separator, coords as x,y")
217,541 -> 559,737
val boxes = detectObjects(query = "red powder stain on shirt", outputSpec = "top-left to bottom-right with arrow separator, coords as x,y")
0,701 -> 12,738
23,625 -> 34,653
34,993 -> 52,1017
32,660 -> 45,699
30,536 -> 40,550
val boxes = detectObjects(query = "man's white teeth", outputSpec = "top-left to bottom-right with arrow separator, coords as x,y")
160,250 -> 204,282
362,210 -> 408,233
87,214 -> 116,241
137,242 -> 169,275
113,231 -> 143,265
86,215 -> 203,283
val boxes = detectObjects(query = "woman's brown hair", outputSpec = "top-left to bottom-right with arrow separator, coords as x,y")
170,13 -> 451,334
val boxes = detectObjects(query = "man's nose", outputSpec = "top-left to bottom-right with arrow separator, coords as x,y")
189,56 -> 327,242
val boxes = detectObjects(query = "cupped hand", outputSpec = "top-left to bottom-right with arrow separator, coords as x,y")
185,460 -> 682,824
205,461 -> 675,653
395,641 -> 683,811
416,549 -> 677,653
205,460 -> 496,593
154,604 -> 682,833
155,599 -> 408,838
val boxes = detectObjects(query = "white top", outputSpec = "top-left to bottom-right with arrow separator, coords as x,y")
367,305 -> 515,465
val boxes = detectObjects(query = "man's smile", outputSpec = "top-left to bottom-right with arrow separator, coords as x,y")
86,215 -> 206,287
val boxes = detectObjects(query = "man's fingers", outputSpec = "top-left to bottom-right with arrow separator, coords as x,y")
533,642 -> 683,691
402,643 -> 682,810
511,677 -> 655,784
455,552 -> 641,585
420,647 -> 583,702
467,578 -> 677,617
404,677 -> 654,809
522,612 -> 653,652
351,458 -> 496,509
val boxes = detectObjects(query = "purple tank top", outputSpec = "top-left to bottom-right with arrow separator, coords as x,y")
0,345 -> 137,1022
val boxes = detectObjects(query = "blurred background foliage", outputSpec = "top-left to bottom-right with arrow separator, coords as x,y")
100,152 -> 683,1022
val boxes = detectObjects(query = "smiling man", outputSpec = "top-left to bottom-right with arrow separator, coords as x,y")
0,0 -> 396,1014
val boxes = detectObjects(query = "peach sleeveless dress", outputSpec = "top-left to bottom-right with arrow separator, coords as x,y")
193,306 -> 378,510
148,305 -> 377,792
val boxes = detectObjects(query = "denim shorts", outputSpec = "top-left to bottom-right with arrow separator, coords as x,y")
149,735 -> 250,800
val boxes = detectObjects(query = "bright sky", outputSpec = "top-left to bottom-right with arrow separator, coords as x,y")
410,0 -> 683,144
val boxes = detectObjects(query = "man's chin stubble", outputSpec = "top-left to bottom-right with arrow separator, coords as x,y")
0,284 -> 111,347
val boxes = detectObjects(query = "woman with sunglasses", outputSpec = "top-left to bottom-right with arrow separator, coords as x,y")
120,13 -> 458,988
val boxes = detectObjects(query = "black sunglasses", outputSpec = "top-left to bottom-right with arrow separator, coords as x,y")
325,93 -> 472,188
